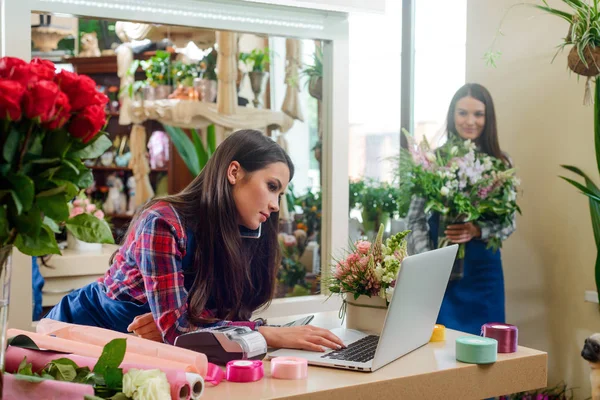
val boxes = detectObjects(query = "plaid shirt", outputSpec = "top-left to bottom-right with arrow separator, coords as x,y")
406,196 -> 516,255
101,202 -> 260,344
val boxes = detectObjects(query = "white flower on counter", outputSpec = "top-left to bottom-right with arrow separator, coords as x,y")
123,368 -> 171,400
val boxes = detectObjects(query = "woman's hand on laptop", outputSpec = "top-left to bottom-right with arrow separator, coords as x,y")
258,325 -> 346,352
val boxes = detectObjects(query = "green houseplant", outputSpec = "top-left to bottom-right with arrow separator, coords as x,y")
349,178 -> 400,235
163,124 -> 217,177
486,0 -> 600,302
302,46 -> 323,101
240,48 -> 271,108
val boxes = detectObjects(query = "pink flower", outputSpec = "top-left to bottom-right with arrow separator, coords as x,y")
93,210 -> 105,220
70,206 -> 84,218
73,199 -> 83,207
355,240 -> 371,254
283,234 -> 297,248
86,204 -> 96,213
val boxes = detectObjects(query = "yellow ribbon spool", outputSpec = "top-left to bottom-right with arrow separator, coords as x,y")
430,324 -> 446,342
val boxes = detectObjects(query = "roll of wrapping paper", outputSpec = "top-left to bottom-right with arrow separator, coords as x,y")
481,322 -> 518,353
225,360 -> 264,382
36,319 -> 208,376
7,329 -> 196,374
270,357 -> 308,380
5,346 -> 194,400
429,324 -> 446,342
3,372 -> 95,399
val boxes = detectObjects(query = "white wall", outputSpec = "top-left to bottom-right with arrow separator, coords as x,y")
467,1 -> 600,398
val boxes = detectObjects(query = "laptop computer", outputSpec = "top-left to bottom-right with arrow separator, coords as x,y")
269,244 -> 458,372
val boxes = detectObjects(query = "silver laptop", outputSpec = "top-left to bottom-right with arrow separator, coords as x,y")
269,245 -> 458,372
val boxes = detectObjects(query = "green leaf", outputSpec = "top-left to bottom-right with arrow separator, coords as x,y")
13,374 -> 49,383
8,190 -> 23,215
3,127 -> 20,163
42,129 -> 71,159
163,125 -> 200,176
36,184 -> 67,198
43,216 -> 61,234
50,180 -> 79,199
84,396 -> 106,400
53,160 -> 94,189
62,159 -> 79,175
560,176 -> 600,202
17,357 -> 34,376
207,124 -> 217,156
28,134 -> 44,156
191,129 -> 208,171
8,334 -> 42,350
69,134 -> 112,159
104,367 -> 123,391
107,393 -> 130,400
14,225 -> 61,256
7,173 -> 34,212
37,194 -> 69,222
93,338 -> 126,374
13,206 -> 42,236
50,361 -> 78,381
66,214 -> 115,244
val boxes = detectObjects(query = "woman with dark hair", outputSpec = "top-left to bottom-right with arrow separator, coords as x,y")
406,83 -> 516,335
47,129 -> 344,352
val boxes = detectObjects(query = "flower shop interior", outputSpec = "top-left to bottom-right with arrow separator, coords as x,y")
1,0 -> 600,399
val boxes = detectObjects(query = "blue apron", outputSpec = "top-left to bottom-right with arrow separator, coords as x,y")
429,213 -> 505,335
46,230 -> 197,333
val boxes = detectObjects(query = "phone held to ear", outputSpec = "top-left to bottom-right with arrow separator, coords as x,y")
240,224 -> 261,239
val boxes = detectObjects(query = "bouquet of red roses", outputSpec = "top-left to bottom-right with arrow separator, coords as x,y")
0,56 -> 114,256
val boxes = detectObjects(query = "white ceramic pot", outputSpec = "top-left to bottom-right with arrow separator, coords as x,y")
67,231 -> 102,253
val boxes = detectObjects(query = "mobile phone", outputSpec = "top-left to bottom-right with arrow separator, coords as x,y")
282,315 -> 314,327
239,224 -> 261,239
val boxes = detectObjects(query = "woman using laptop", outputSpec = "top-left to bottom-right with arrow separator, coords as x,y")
46,130 -> 344,352
406,83 -> 516,335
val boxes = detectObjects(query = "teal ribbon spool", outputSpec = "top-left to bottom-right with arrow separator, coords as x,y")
455,336 -> 498,364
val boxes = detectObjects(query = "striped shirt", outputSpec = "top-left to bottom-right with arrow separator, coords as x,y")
101,201 -> 261,344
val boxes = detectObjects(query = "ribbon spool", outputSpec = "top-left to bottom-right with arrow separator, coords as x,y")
481,322 -> 518,353
429,324 -> 446,342
185,373 -> 205,399
270,357 -> 308,380
226,360 -> 264,383
455,337 -> 497,364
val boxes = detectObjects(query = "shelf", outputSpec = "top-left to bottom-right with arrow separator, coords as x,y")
90,166 -> 168,173
129,99 -> 294,132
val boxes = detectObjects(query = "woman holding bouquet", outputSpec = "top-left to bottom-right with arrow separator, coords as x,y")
406,83 -> 516,335
47,129 -> 344,352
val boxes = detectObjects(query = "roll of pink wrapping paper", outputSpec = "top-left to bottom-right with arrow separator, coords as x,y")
37,319 -> 208,376
3,372 -> 95,399
5,346 -> 196,400
7,329 -> 196,374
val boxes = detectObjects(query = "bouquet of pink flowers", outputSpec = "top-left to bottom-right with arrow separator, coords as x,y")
328,224 -> 410,303
399,132 -> 521,256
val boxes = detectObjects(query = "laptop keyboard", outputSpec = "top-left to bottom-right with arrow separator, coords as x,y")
321,335 -> 379,363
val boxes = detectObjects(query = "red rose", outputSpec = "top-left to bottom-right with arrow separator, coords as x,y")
68,104 -> 106,143
0,57 -> 26,79
23,80 -> 60,122
9,64 -> 38,88
44,91 -> 71,130
94,92 -> 109,107
56,70 -> 99,111
0,80 -> 26,121
30,58 -> 56,81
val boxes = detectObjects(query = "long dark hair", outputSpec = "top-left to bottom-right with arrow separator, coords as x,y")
446,83 -> 507,163
117,129 -> 294,323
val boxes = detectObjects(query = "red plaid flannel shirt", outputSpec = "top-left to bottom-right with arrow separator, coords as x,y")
101,202 -> 259,344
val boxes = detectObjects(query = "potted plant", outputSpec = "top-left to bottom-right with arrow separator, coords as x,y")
169,61 -> 201,100
302,46 -> 323,101
140,50 -> 172,100
0,56 -> 114,387
349,178 -> 401,237
328,224 -> 410,334
239,48 -> 271,108
195,48 -> 218,103
66,192 -> 110,252
163,124 -> 217,177
486,0 -> 600,302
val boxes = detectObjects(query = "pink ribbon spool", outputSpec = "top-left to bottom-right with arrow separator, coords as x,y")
270,357 -> 308,380
481,322 -> 518,353
225,360 -> 264,383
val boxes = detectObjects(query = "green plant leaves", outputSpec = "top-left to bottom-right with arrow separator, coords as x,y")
66,213 -> 114,244
14,225 -> 61,256
3,127 -> 20,163
37,194 -> 70,222
69,134 -> 112,160
163,124 -> 200,176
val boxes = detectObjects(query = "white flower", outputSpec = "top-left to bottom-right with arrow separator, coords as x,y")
450,146 -> 458,156
374,266 -> 385,280
385,287 -> 395,302
440,186 -> 450,196
123,369 -> 171,400
425,152 -> 436,162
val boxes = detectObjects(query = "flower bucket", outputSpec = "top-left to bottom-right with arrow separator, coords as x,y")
67,232 -> 102,253
343,295 -> 388,335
